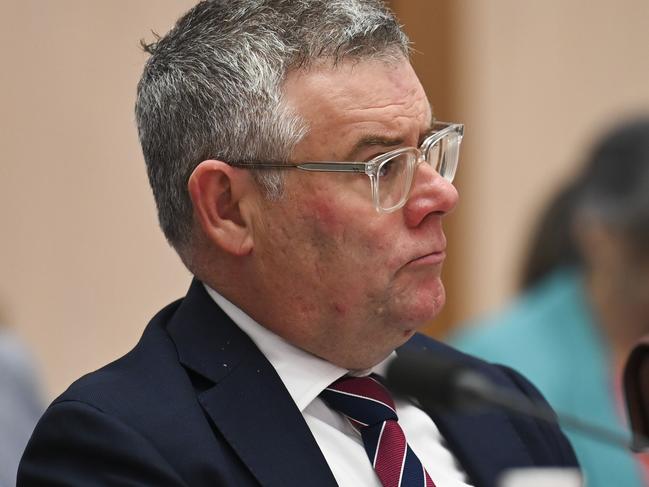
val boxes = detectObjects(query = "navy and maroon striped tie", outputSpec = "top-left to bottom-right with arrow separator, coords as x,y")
320,375 -> 436,487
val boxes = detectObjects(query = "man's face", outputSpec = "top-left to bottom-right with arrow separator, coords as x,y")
246,58 -> 458,369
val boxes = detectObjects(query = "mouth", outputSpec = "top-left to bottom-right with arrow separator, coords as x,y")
406,250 -> 447,266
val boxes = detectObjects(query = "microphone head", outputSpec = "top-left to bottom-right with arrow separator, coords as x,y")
386,350 -> 492,412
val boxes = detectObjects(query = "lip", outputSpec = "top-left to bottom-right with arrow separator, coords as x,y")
407,250 -> 446,266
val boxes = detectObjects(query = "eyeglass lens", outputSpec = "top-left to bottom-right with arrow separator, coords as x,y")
377,152 -> 414,211
427,132 -> 461,183
376,131 -> 461,211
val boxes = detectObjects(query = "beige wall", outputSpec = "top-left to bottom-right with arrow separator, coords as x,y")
2,1 -> 649,398
1,1 -> 195,397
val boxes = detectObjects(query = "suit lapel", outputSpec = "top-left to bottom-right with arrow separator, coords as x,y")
168,280 -> 337,487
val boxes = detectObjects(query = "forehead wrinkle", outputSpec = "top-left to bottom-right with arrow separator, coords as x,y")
341,102 -> 431,139
342,82 -> 431,132
341,82 -> 426,117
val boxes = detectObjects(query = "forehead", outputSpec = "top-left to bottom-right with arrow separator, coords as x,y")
283,58 -> 432,159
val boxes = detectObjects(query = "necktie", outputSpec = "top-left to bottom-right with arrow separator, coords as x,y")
320,375 -> 436,487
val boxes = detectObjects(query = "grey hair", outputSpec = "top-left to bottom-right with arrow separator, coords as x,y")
135,0 -> 410,258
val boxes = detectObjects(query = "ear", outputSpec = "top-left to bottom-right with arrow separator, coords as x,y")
187,160 -> 256,256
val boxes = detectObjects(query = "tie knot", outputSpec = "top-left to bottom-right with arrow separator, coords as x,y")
320,375 -> 397,428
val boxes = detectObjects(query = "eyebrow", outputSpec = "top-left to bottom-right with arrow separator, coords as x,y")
344,135 -> 405,161
344,111 -> 436,161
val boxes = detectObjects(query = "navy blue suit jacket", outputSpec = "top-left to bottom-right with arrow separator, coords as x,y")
18,280 -> 577,486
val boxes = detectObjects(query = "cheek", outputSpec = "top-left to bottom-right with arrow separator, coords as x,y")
296,185 -> 402,278
301,188 -> 354,249
311,199 -> 344,233
308,199 -> 391,266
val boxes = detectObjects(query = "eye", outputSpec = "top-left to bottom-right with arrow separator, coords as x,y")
379,159 -> 396,178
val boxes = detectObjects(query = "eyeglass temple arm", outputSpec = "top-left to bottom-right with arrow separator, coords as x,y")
229,162 -> 367,173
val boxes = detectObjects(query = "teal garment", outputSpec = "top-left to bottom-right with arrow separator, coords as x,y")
450,269 -> 644,487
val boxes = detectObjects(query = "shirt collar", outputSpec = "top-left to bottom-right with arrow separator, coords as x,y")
204,284 -> 392,411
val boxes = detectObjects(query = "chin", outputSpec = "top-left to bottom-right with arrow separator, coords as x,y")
391,276 -> 446,324
397,281 -> 446,326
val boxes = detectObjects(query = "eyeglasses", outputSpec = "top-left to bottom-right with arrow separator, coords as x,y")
229,121 -> 464,213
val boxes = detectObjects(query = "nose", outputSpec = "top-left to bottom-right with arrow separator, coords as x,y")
402,162 -> 459,227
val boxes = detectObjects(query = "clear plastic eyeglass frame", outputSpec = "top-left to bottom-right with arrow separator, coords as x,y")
229,121 -> 464,213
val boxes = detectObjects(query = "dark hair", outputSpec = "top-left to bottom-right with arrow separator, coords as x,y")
135,0 -> 409,260
521,117 -> 649,289
520,181 -> 583,289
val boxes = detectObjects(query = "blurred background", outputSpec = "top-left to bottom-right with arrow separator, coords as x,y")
1,0 -> 649,401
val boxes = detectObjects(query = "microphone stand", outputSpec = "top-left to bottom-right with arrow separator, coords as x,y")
455,372 -> 649,454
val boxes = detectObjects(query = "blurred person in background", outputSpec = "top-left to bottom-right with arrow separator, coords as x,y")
451,117 -> 649,486
0,323 -> 43,487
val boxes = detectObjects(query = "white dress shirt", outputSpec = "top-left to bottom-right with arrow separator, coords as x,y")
205,285 -> 472,487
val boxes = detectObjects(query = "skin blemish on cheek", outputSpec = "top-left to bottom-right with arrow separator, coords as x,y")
333,301 -> 348,316
311,200 -> 341,229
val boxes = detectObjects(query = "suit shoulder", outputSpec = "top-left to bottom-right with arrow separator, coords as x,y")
54,298 -> 186,414
19,396 -> 189,486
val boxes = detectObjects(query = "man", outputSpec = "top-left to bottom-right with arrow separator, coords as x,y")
18,1 -> 578,486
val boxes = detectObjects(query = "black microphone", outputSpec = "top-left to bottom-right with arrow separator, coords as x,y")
386,351 -> 649,454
